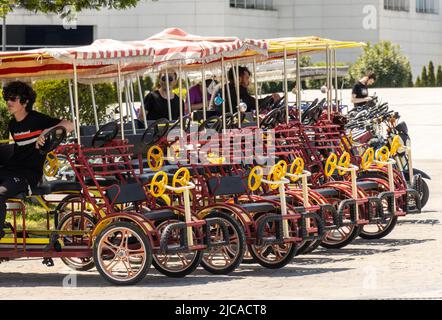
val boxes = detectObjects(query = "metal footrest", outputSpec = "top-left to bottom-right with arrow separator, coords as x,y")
301,212 -> 324,240
319,204 -> 341,229
406,188 -> 422,214
256,214 -> 283,246
159,222 -> 188,254
337,199 -> 357,226
204,218 -> 230,249
379,191 -> 395,218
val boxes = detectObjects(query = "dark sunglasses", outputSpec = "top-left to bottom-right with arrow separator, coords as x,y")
160,75 -> 175,83
3,95 -> 18,102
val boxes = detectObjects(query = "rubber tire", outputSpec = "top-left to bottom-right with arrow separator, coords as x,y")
249,242 -> 297,269
94,222 -> 152,286
359,216 -> 398,240
57,212 -> 96,272
200,211 -> 246,275
358,170 -> 429,209
152,218 -> 203,278
419,179 -> 430,209
297,239 -> 322,255
320,225 -> 362,249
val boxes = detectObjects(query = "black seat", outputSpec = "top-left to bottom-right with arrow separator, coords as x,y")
240,202 -> 276,213
356,181 -> 378,190
106,183 -> 148,204
314,188 -> 339,197
207,175 -> 248,196
143,209 -> 176,221
31,180 -> 82,195
85,177 -> 120,187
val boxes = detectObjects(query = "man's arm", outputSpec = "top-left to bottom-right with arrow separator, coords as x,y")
36,119 -> 74,149
351,94 -> 372,105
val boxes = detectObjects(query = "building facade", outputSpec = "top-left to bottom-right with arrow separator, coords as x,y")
3,0 -> 442,79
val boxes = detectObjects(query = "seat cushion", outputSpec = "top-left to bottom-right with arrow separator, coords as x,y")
84,177 -> 119,187
240,202 -> 276,213
31,180 -> 82,195
143,209 -> 176,221
314,188 -> 339,197
356,181 -> 378,190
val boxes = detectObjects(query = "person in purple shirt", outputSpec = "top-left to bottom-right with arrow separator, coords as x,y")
186,78 -> 218,112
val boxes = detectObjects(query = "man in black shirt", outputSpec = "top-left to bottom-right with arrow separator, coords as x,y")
351,71 -> 376,107
210,66 -> 280,114
138,71 -> 182,122
0,81 -> 74,239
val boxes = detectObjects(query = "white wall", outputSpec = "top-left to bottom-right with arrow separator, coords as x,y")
5,0 -> 442,79
379,0 -> 442,79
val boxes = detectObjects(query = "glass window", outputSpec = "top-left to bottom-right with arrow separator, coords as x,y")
384,0 -> 410,11
416,0 -> 439,13
230,0 -> 273,10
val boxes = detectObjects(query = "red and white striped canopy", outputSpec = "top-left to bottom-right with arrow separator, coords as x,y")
0,28 -> 270,81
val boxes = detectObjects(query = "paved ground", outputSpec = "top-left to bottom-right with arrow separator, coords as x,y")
0,88 -> 441,300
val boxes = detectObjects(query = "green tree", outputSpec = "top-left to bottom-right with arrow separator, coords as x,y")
2,1 -> 141,17
349,41 -> 412,88
421,66 -> 428,87
406,70 -> 414,87
33,80 -> 117,125
415,76 -> 422,87
436,65 -> 442,87
0,91 -> 10,139
428,61 -> 436,87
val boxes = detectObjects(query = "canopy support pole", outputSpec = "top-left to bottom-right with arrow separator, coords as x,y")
235,60 -> 241,129
117,63 -> 125,140
137,75 -> 148,128
326,46 -> 331,121
225,64 -> 233,114
128,79 -> 137,134
68,80 -> 77,138
221,55 -> 226,132
184,71 -> 191,115
296,48 -> 301,120
179,63 -> 184,133
90,84 -> 99,131
334,49 -> 339,110
165,68 -> 172,121
253,58 -> 259,128
283,47 -> 289,124
201,67 -> 207,121
73,63 -> 81,145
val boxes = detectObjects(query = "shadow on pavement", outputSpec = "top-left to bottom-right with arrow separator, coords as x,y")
0,271 -> 242,288
309,247 -> 399,256
397,219 -> 439,225
351,238 -> 436,247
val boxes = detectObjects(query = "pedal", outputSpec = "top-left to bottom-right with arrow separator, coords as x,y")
44,233 -> 63,252
42,258 -> 54,267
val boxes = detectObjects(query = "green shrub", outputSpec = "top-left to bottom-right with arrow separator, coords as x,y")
349,41 -> 412,88
33,80 -> 117,125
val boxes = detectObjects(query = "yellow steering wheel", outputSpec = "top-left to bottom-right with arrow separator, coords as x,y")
276,160 -> 288,177
147,145 -> 164,171
361,147 -> 374,170
324,153 -> 338,177
267,163 -> 285,190
376,146 -> 390,167
338,152 -> 351,176
172,168 -> 191,193
150,171 -> 168,198
289,157 -> 304,182
390,135 -> 402,157
43,151 -> 60,178
248,166 -> 263,192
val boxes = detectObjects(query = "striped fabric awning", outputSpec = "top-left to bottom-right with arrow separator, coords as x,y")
143,28 -> 251,68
